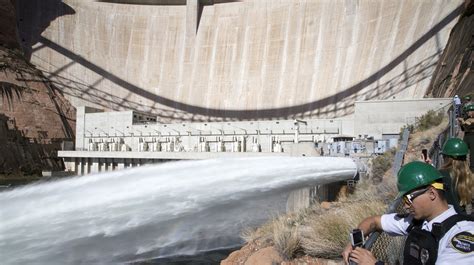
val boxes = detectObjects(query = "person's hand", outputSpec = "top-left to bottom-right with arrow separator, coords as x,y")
349,247 -> 377,265
419,154 -> 432,165
421,155 -> 432,164
342,243 -> 353,265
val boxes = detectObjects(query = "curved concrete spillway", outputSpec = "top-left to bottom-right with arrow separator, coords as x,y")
16,0 -> 462,122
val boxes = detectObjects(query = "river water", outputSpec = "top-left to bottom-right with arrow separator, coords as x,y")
0,156 -> 356,264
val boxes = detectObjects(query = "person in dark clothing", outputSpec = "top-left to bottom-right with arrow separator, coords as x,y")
462,95 -> 472,113
458,104 -> 474,171
454,95 -> 462,118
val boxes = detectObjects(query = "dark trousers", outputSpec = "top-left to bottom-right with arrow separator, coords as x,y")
455,105 -> 462,118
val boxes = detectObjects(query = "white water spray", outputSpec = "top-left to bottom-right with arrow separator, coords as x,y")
0,157 -> 357,264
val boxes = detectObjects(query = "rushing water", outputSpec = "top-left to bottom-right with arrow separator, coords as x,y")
0,156 -> 357,264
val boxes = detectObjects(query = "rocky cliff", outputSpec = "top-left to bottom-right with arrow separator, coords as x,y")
0,0 -> 75,179
427,0 -> 474,98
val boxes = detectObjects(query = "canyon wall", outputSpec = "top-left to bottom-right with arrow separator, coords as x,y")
0,0 -> 75,177
427,0 -> 474,98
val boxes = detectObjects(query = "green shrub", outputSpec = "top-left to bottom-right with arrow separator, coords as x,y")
399,110 -> 445,138
241,183 -> 391,260
415,110 -> 445,131
272,218 -> 302,259
371,149 -> 395,183
301,200 -> 386,259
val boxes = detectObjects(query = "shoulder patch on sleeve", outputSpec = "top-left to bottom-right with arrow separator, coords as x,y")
450,231 -> 473,253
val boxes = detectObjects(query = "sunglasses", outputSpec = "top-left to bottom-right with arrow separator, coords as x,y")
403,187 -> 431,205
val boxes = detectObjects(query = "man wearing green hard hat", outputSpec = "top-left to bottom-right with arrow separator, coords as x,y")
342,161 -> 473,265
462,95 -> 472,107
458,103 -> 474,171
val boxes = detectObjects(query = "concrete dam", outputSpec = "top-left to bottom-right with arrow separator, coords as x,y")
16,0 -> 462,122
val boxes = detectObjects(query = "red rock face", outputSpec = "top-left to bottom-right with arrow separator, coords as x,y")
0,47 -> 76,175
0,64 -> 75,141
0,0 -> 76,176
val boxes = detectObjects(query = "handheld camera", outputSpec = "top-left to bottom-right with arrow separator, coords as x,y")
348,229 -> 365,265
350,228 -> 364,249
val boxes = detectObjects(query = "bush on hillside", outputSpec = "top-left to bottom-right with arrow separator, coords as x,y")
241,180 -> 392,260
241,221 -> 273,244
371,148 -> 396,183
416,110 -> 445,131
242,207 -> 319,259
399,110 -> 445,139
301,200 -> 386,259
272,217 -> 302,259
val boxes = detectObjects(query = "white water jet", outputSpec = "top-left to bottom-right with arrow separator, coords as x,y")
0,156 -> 357,264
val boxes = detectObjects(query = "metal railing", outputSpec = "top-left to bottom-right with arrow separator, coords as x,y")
363,127 -> 410,264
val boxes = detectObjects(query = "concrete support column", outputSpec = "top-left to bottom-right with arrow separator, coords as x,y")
286,188 -> 312,213
287,185 -> 336,213
76,107 -> 86,151
99,158 -> 107,172
77,158 -> 83,175
117,159 -> 125,170
63,158 -> 75,172
84,158 -> 90,175
108,159 -> 113,171
97,158 -> 102,172
91,158 -> 99,173
74,158 -> 79,175
316,185 -> 329,202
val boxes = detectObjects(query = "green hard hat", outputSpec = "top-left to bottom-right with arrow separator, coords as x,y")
464,95 -> 471,100
396,161 -> 442,198
465,104 -> 474,112
441,138 -> 469,158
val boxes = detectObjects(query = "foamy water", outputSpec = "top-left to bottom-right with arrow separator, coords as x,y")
0,156 -> 357,264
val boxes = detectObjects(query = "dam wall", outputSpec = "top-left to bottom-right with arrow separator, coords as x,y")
16,0 -> 463,122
